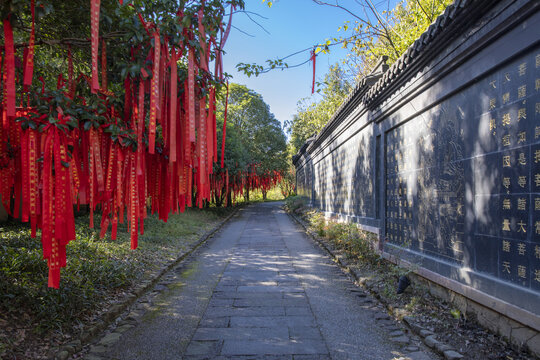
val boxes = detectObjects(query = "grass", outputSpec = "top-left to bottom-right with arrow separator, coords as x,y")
298,207 -> 381,267
0,206 -> 232,357
233,186 -> 286,204
284,195 -> 308,213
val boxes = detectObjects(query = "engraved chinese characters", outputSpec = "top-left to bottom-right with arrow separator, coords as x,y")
385,48 -> 540,291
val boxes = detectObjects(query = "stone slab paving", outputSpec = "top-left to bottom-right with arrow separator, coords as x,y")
91,202 -> 438,360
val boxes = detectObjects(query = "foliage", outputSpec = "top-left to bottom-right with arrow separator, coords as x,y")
339,0 -> 454,78
0,208 -> 229,341
286,64 -> 351,156
236,186 -> 284,203
218,83 -> 287,172
309,210 -> 326,238
214,82 -> 288,200
281,0 -> 452,158
287,207 -> 380,265
2,0 -> 244,139
284,195 -> 306,213
279,167 -> 296,198
322,219 -> 379,265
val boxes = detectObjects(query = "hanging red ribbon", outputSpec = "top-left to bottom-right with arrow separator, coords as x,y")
188,47 -> 196,143
208,87 -> 216,169
148,32 -> 160,153
0,0 -> 248,288
221,81 -> 229,168
90,0 -> 101,92
137,80 -> 145,174
169,49 -> 178,163
23,0 -> 35,88
310,49 -> 316,94
129,151 -> 138,249
28,129 -> 38,236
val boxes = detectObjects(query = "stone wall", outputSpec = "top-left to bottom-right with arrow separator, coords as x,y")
293,0 -> 540,353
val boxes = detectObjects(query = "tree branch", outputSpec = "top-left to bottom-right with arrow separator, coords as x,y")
231,25 -> 255,37
238,10 -> 271,35
415,0 -> 432,23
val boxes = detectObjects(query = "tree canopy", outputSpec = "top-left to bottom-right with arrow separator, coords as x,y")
333,0 -> 454,78
286,64 -> 351,156
215,83 -> 287,201
282,0 -> 453,157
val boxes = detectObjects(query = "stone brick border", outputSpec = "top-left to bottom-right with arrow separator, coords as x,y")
288,210 -> 464,360
53,207 -> 241,360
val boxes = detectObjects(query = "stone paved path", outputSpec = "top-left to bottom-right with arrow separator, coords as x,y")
93,202 -> 437,360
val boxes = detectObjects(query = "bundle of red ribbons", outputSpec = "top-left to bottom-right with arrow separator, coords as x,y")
0,0 -> 282,288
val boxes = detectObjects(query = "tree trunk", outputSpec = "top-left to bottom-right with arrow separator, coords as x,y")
262,190 -> 267,200
227,191 -> 232,207
192,188 -> 197,207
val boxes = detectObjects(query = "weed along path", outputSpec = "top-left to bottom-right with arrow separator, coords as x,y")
85,202 -> 437,360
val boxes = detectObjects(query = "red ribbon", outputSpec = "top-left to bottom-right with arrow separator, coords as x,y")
137,80 -> 145,174
68,47 -> 75,98
23,0 -> 35,87
148,32 -> 160,153
169,50 -> 178,163
310,49 -> 316,94
188,47 -> 196,143
221,82 -> 229,168
129,152 -> 138,249
91,0 -> 101,92
0,0 -> 250,288
28,129 -> 38,236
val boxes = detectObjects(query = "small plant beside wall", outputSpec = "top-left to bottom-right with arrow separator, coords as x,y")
304,211 -> 380,267
284,195 -> 308,214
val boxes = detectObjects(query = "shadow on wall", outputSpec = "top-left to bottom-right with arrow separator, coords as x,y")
385,51 -> 539,295
309,45 -> 540,305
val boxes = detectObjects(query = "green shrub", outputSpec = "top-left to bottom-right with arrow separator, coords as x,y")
308,211 -> 326,237
325,222 -> 347,242
284,195 -> 306,213
304,212 -> 380,266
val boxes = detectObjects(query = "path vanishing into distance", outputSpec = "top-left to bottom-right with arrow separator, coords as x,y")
86,202 -> 438,360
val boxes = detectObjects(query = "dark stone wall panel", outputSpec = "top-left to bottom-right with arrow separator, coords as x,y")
294,1 -> 540,316
384,47 -> 540,297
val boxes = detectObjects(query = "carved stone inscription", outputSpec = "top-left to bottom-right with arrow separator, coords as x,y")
386,48 -> 540,291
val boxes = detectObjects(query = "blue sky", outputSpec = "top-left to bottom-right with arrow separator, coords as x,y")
222,0 -> 359,127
